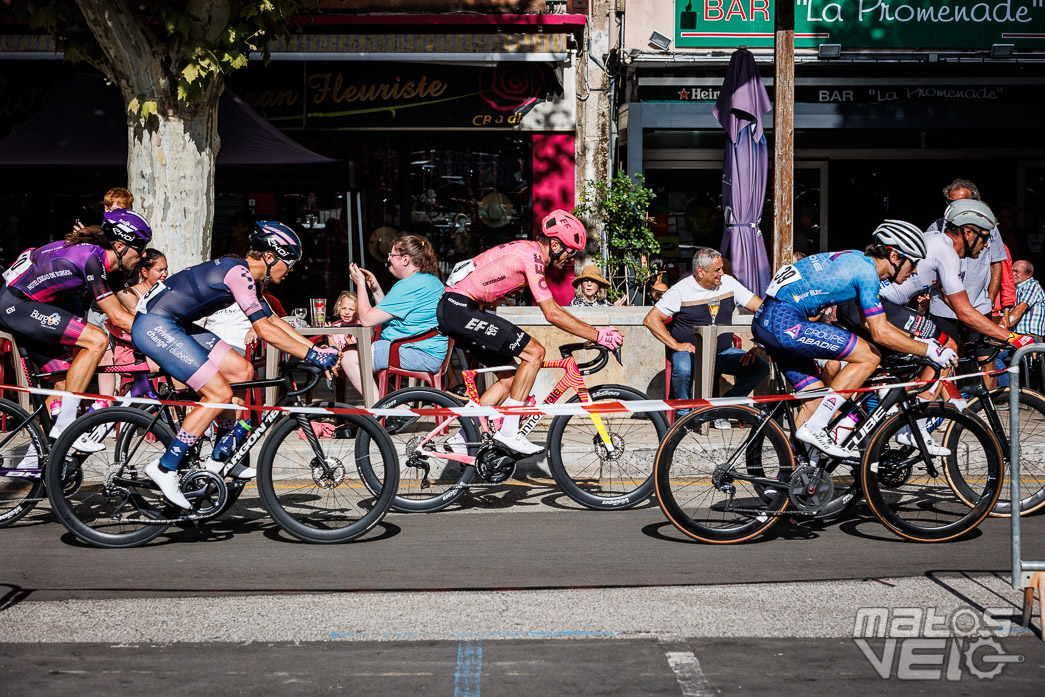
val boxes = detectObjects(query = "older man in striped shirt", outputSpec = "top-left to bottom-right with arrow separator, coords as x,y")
1011,260 -> 1045,338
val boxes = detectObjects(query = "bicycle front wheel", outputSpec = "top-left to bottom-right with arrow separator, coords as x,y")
655,406 -> 794,544
45,407 -> 176,548
965,387 -> 1045,516
547,384 -> 669,509
0,398 -> 48,527
257,410 -> 399,543
863,404 -> 1002,542
357,388 -> 480,513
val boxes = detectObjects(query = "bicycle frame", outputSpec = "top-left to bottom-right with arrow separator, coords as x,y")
408,354 -> 616,466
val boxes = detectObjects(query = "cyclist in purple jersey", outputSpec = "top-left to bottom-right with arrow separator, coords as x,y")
134,222 -> 339,509
753,221 -> 958,458
0,209 -> 148,447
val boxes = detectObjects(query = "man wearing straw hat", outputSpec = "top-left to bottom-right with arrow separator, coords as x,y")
643,247 -> 768,421
569,265 -> 626,307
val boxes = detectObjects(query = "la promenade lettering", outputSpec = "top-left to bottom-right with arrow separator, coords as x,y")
309,72 -> 447,105
806,0 -> 1036,24
697,0 -> 1038,25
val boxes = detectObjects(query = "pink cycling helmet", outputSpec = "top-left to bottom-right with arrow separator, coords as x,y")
541,209 -> 587,251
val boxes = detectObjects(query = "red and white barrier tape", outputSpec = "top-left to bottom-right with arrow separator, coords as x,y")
0,367 -> 1012,419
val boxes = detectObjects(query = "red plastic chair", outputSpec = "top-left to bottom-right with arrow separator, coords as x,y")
376,328 -> 455,399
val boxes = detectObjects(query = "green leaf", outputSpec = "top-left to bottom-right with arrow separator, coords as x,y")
139,100 -> 157,120
181,62 -> 199,84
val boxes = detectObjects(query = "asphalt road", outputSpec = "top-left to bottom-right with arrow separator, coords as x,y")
2,486 -> 1044,695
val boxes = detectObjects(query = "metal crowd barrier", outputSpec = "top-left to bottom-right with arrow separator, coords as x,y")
1008,343 -> 1045,638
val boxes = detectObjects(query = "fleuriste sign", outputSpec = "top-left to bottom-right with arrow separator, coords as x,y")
675,0 -> 1045,49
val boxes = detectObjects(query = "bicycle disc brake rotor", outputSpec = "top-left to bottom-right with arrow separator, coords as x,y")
788,465 -> 835,514
61,456 -> 84,496
181,470 -> 227,517
311,457 -> 346,488
593,431 -> 625,461
475,444 -> 516,484
877,448 -> 914,488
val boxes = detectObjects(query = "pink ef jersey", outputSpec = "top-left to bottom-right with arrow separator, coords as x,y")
448,240 -> 553,305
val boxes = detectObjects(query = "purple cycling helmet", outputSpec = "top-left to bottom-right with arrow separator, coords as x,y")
102,209 -> 152,251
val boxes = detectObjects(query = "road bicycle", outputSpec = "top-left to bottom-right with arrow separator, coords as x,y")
0,341 -> 160,527
356,342 -> 670,512
655,351 -> 1004,543
946,337 -> 1045,516
44,361 -> 399,548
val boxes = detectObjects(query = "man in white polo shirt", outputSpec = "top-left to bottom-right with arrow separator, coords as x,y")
643,247 -> 768,419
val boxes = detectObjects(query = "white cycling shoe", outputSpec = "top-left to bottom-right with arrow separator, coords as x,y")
895,426 -> 951,456
70,433 -> 105,453
493,431 -> 545,457
445,432 -> 469,456
145,459 -> 191,509
203,459 -> 256,479
795,424 -> 858,459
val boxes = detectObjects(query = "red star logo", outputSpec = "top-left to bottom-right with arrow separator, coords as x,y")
678,88 -> 690,100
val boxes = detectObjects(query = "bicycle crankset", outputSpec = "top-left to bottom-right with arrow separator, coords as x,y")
475,443 -> 517,484
181,470 -> 228,518
788,465 -> 834,514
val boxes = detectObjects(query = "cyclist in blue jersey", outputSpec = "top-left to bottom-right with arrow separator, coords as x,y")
133,222 -> 339,509
0,210 -> 149,448
753,220 -> 957,459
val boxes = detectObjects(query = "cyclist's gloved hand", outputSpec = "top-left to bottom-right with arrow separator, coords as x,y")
922,339 -> 957,368
1008,332 -> 1036,349
306,346 -> 339,371
596,326 -> 623,350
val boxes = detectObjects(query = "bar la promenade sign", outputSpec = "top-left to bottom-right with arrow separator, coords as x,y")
676,0 -> 1045,49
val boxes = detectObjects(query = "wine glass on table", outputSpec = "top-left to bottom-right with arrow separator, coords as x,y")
292,307 -> 307,326
708,299 -> 720,326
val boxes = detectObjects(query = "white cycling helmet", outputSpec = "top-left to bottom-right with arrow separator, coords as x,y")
945,199 -> 997,231
872,219 -> 927,260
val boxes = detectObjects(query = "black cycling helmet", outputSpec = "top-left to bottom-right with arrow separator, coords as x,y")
250,221 -> 302,282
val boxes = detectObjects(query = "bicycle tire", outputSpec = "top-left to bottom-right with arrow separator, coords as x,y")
965,387 -> 1045,516
257,410 -> 399,543
356,387 -> 480,513
655,406 -> 794,544
546,384 -> 669,509
45,407 -> 176,548
0,398 -> 48,527
862,403 -> 1002,542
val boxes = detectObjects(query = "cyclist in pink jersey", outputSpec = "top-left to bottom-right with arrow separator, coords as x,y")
437,209 -> 624,456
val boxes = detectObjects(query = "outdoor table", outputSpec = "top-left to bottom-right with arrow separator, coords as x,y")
692,324 -> 749,402
264,325 -> 374,407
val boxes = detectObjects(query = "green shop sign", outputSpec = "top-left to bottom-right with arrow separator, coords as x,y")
676,0 -> 1045,49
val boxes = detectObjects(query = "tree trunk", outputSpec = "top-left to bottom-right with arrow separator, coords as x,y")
75,0 -> 224,274
125,101 -> 219,274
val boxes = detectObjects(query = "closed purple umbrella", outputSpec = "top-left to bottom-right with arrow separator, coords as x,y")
713,49 -> 772,297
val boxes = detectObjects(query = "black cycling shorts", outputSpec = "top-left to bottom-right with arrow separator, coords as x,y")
836,298 -> 947,344
437,292 -> 531,368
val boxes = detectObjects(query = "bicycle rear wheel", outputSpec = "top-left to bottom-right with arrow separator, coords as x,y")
257,410 -> 399,543
0,398 -> 48,527
547,384 -> 669,509
45,407 -> 176,548
862,404 -> 1002,542
655,406 -> 794,544
357,388 -> 480,513
965,387 -> 1045,516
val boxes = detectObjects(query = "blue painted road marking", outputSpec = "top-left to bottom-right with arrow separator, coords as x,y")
454,640 -> 482,697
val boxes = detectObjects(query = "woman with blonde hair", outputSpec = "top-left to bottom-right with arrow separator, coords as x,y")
344,233 -> 448,397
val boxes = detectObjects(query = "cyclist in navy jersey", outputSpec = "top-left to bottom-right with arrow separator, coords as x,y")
753,221 -> 958,459
0,209 -> 149,448
133,221 -> 338,509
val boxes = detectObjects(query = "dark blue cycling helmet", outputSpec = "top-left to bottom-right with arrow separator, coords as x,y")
102,209 -> 152,252
250,221 -> 302,283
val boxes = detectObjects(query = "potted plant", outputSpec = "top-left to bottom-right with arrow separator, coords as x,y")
573,173 -> 659,304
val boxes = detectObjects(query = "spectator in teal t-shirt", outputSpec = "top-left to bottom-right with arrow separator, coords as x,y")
345,233 -> 448,397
